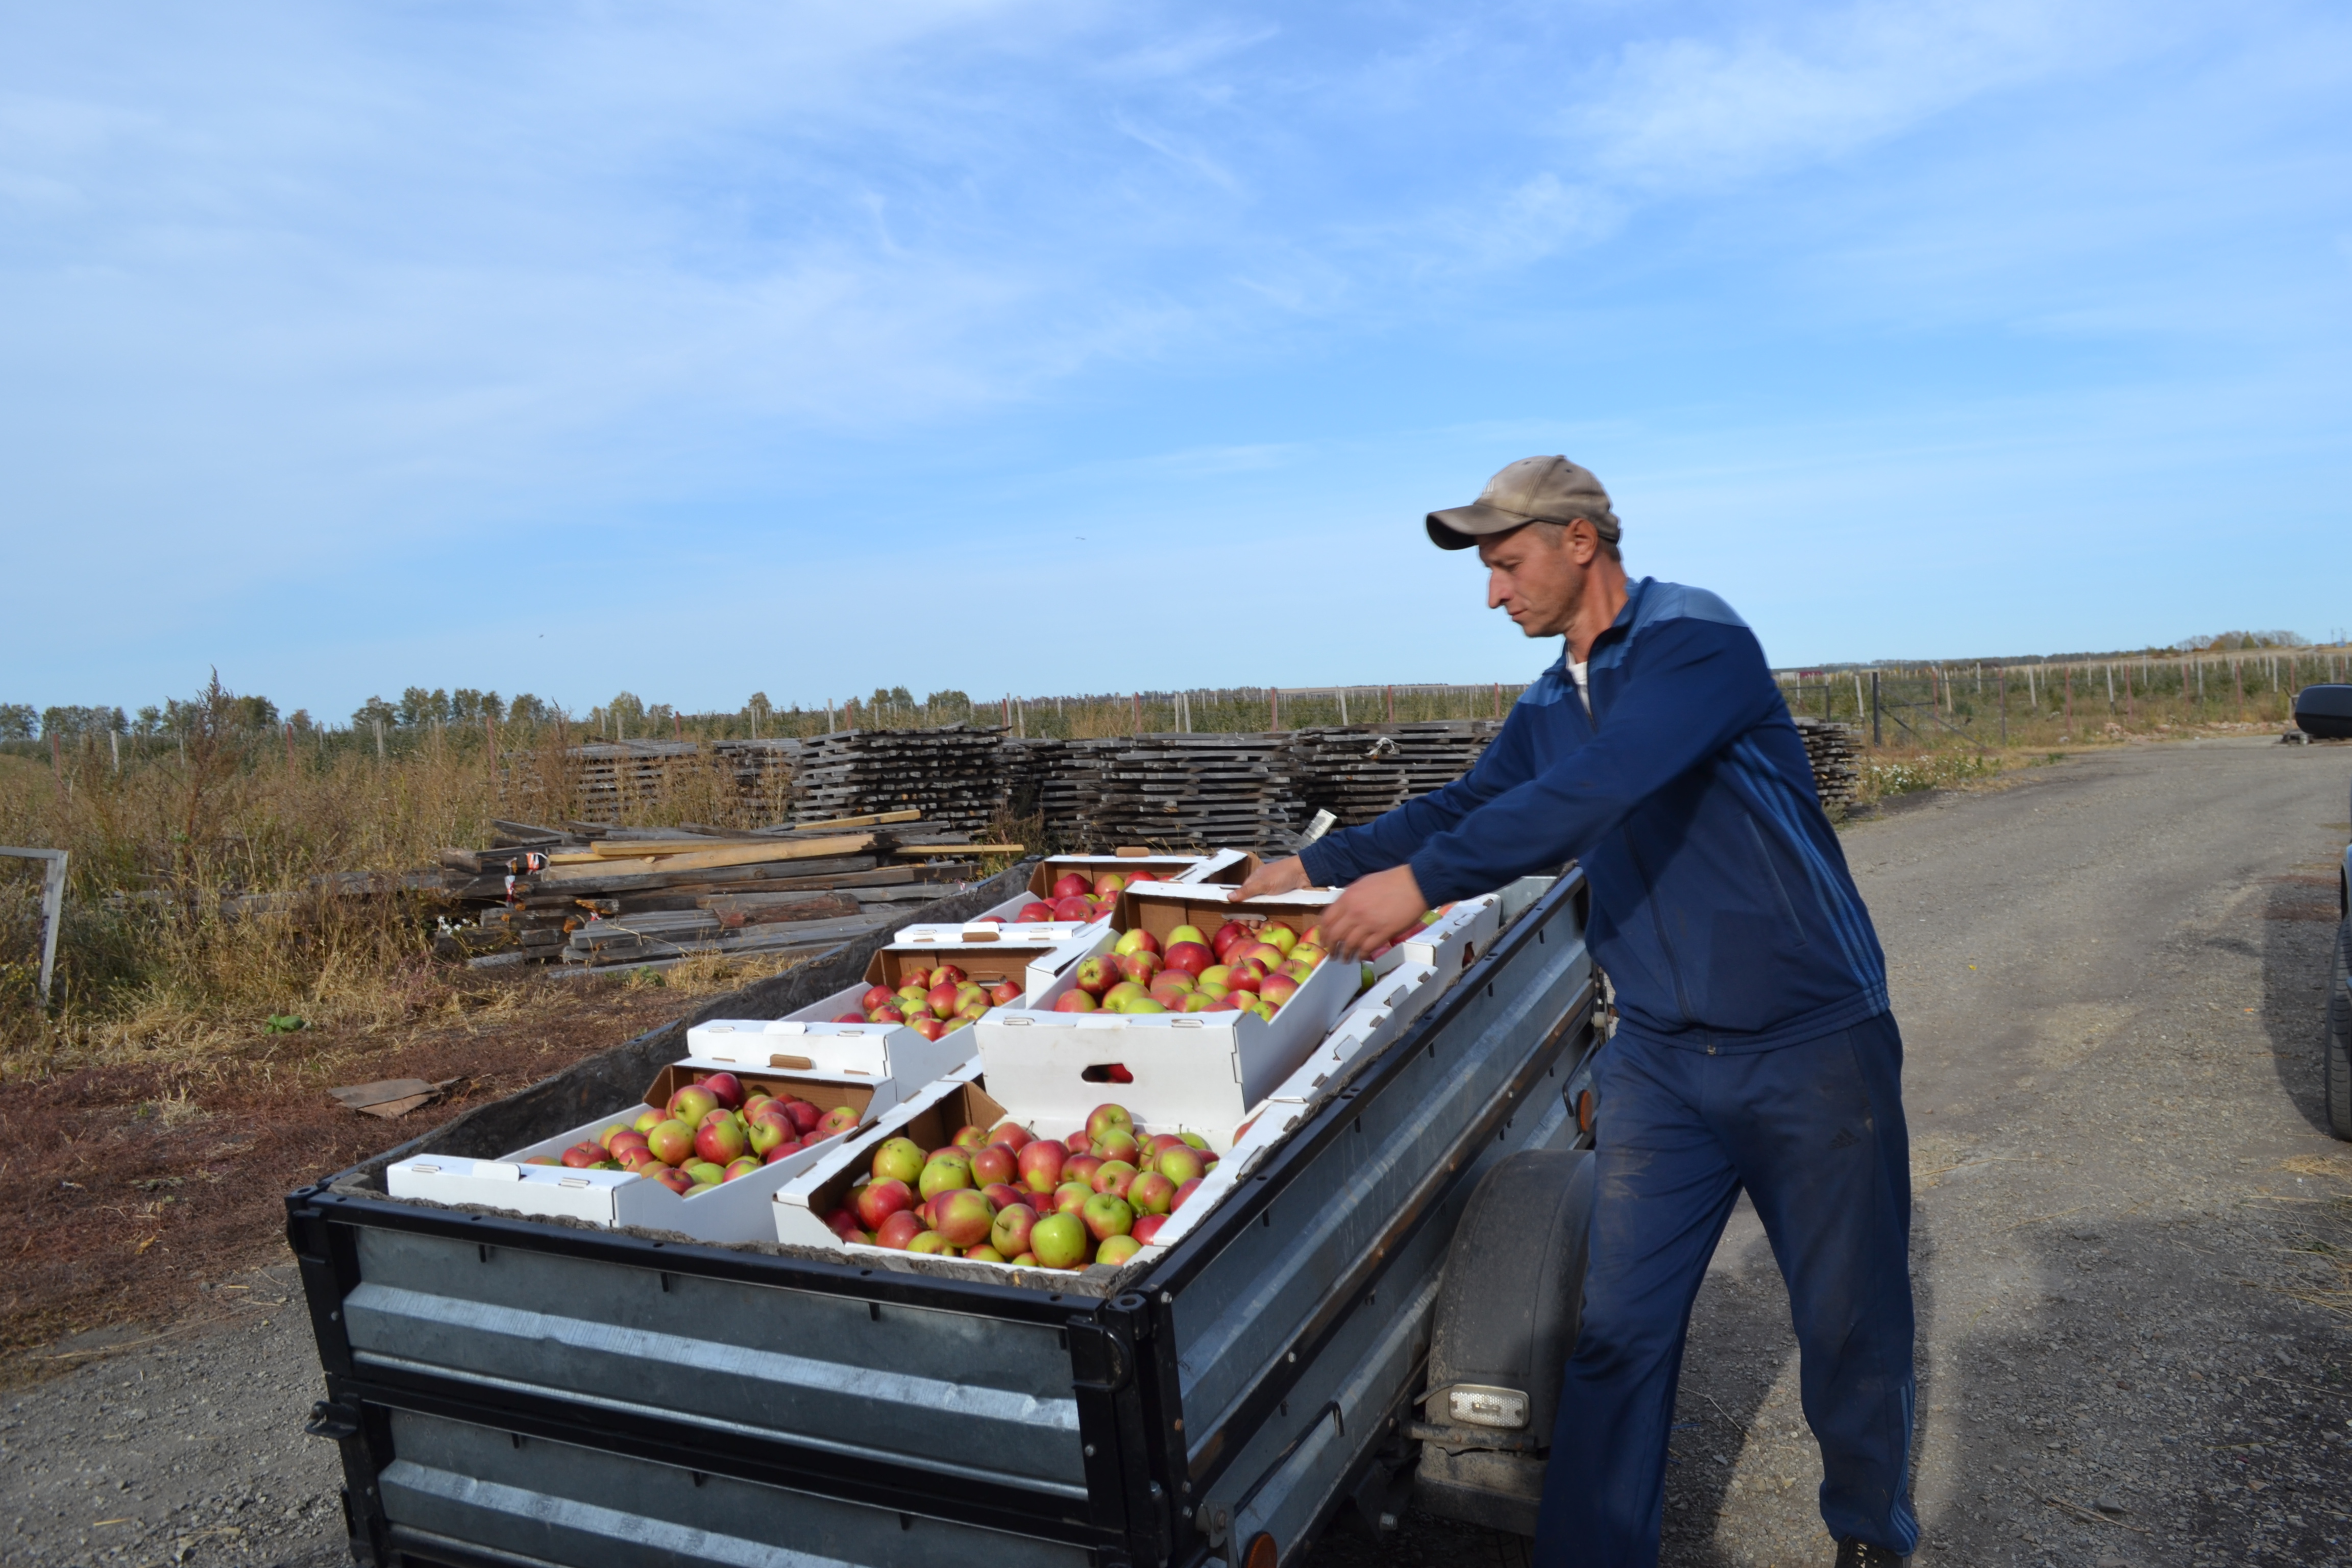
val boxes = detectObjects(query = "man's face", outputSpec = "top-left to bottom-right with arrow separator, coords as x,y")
1479,524 -> 1585,639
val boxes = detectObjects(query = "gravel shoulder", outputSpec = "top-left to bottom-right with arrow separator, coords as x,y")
6,738 -> 2349,1568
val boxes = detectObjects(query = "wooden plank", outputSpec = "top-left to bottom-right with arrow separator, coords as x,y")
789,808 -> 923,831
892,843 -> 1022,856
541,835 -> 875,882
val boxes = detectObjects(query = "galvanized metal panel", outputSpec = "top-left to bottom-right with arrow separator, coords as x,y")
1171,919 -> 1590,1453
1201,1086 -> 1575,1561
344,1232 -> 1084,1496
380,1406 -> 1092,1568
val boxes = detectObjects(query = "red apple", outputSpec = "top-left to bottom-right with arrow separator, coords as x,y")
855,1179 -> 914,1231
1128,1171 -> 1177,1215
1064,1153 -> 1104,1188
1017,901 -> 1058,922
763,1141 -> 803,1163
932,964 -> 968,988
1093,1128 -> 1141,1165
922,981 -> 958,1019
1051,1181 -> 1094,1217
1086,1104 -> 1135,1142
721,1156 -> 762,1182
1081,1192 -> 1135,1242
1224,962 -> 1264,993
873,1211 -> 923,1249
912,1017 -> 946,1040
981,1182 -> 1026,1212
1258,973 -> 1301,1007
860,984 -> 895,1012
1091,1160 -> 1138,1197
819,1105 -> 859,1135
1163,941 -> 1214,977
1207,993 -> 1247,1011
1067,1131 -> 1092,1155
699,1072 -> 745,1109
1092,870 -> 1129,897
667,1085 -> 719,1125
951,1123 -> 990,1151
1075,955 -> 1119,996
1052,894 -> 1095,921
653,1166 -> 695,1195
1051,872 -> 1091,900
1113,928 -> 1160,959
988,980 -> 1022,1006
1130,1212 -> 1168,1244
1052,985 -> 1097,1011
643,1119 -> 695,1166
824,1207 -> 865,1242
933,1189 -> 996,1249
616,1146 -> 665,1173
970,1143 -> 1016,1186
1115,951 -> 1161,985
1212,920 -> 1253,959
991,1202 -> 1037,1256
696,1118 -> 749,1165
1241,942 -> 1287,971
1018,1140 -> 1068,1192
988,1121 -> 1033,1150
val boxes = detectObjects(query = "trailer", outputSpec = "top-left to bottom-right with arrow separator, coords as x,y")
288,863 -> 1603,1567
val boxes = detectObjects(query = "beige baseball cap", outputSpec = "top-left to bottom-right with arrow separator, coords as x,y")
1427,455 -> 1620,551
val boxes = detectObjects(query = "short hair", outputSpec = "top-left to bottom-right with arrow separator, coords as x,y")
1529,516 -> 1622,563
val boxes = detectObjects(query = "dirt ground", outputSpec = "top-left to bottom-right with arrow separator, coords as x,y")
0,975 -> 698,1370
3,736 -> 2349,1567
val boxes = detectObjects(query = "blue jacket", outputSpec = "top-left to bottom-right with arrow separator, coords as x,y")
1299,578 -> 1889,1054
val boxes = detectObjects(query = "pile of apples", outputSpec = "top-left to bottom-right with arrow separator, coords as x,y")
820,1102 -> 1215,1268
530,1071 -> 859,1195
1051,915 -> 1327,1017
833,964 -> 1023,1038
1006,868 -> 1163,926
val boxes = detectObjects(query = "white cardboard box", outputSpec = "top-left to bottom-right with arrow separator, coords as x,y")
771,1065 -> 1253,1276
1369,893 -> 1504,981
970,886 -> 1353,1145
892,848 -> 1258,945
1263,961 -> 1443,1106
386,1063 -> 893,1243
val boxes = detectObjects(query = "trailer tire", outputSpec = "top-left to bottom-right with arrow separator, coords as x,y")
2325,915 -> 2352,1141
1412,1148 -> 1594,1537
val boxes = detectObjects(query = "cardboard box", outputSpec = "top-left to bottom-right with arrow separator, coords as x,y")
865,929 -> 1114,1005
971,887 -> 1356,1144
894,849 -> 1259,946
772,1066 -> 1254,1276
1264,962 -> 1442,1105
770,1065 -> 998,1248
1368,894 -> 1504,980
682,1005 -> 969,1089
386,1065 -> 890,1243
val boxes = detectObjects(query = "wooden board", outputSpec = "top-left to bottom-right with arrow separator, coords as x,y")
538,834 -> 875,882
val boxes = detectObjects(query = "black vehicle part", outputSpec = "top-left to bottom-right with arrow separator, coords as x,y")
2325,915 -> 2351,1141
1410,1147 -> 1595,1537
2294,684 -> 2352,740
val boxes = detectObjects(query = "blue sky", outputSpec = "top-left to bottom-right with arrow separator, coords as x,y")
5,1 -> 2348,720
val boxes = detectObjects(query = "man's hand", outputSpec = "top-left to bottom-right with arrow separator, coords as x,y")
1228,855 -> 1313,903
1317,864 -> 1429,961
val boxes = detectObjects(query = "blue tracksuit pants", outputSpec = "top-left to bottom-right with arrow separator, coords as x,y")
1533,1011 -> 1918,1565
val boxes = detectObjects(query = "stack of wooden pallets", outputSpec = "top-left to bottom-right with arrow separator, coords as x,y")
788,724 -> 1010,834
1083,733 -> 1297,852
1790,718 -> 1863,812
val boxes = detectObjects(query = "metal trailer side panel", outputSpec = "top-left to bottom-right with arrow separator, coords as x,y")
1171,897 -> 1592,1469
339,1228 -> 1087,1497
378,1405 -> 1095,1568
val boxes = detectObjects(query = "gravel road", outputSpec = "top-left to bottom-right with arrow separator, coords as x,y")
7,737 -> 2349,1567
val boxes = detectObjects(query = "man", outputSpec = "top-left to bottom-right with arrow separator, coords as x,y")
1229,456 -> 1916,1567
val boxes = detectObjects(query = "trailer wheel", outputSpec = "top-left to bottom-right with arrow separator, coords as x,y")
2326,915 -> 2352,1141
1410,1148 -> 1594,1538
